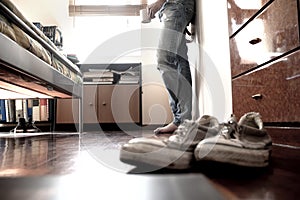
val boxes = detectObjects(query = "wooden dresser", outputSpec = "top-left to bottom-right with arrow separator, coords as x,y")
227,0 -> 300,124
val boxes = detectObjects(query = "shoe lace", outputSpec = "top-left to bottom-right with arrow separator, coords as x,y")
172,120 -> 197,140
220,115 -> 239,139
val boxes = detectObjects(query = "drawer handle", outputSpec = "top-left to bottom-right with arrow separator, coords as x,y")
249,38 -> 262,45
102,102 -> 107,106
89,103 -> 93,106
252,94 -> 263,100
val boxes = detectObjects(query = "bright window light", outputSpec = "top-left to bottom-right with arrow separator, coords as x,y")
66,15 -> 141,62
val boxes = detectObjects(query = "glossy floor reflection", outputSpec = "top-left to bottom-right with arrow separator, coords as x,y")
0,130 -> 299,200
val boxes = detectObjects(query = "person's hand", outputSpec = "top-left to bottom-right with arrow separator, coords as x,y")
147,0 -> 166,19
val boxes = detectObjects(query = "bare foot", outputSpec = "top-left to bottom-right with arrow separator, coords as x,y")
154,123 -> 178,134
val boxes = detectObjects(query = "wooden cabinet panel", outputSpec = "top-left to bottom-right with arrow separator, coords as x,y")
97,85 -> 114,123
58,84 -> 141,124
56,99 -> 79,124
98,85 -> 140,123
58,63 -> 142,126
82,85 -> 98,124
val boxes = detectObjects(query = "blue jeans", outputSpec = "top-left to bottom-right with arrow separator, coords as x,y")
157,0 -> 195,126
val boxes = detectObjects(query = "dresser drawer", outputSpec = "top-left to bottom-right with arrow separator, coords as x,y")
230,0 -> 299,77
227,0 -> 269,36
232,50 -> 300,122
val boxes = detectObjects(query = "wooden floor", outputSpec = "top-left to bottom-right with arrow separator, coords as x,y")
0,128 -> 299,200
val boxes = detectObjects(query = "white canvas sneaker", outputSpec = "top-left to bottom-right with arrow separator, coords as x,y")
194,112 -> 272,167
120,115 -> 220,170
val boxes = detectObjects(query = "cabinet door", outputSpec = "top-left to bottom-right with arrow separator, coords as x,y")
56,99 -> 79,124
82,85 -> 98,123
98,85 -> 140,123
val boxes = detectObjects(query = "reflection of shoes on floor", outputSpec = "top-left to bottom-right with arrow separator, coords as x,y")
10,118 -> 27,133
10,118 -> 41,133
120,115 -> 220,170
26,118 -> 41,133
194,112 -> 272,167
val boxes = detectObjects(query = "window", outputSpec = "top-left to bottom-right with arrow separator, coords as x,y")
66,0 -> 158,62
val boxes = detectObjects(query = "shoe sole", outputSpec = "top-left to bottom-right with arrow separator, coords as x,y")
120,142 -> 194,170
194,142 -> 271,167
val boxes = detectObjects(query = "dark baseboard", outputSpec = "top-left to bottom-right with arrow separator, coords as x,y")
55,123 -> 149,132
264,122 -> 300,128
0,122 -> 52,133
266,126 -> 300,147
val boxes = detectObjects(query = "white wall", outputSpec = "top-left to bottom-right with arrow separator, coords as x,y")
11,0 -> 74,53
195,0 -> 233,121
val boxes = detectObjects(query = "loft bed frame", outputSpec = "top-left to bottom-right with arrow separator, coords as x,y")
0,2 -> 82,98
0,1 -> 83,132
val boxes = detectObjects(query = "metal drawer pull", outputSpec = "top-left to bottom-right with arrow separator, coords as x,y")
252,94 -> 263,100
102,102 -> 107,106
249,38 -> 262,45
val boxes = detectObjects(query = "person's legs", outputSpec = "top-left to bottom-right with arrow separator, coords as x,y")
154,0 -> 194,134
176,37 -> 192,122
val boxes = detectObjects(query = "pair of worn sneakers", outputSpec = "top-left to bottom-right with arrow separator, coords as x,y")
120,112 -> 272,169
